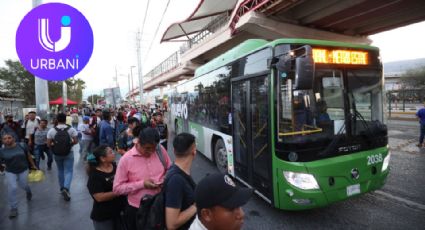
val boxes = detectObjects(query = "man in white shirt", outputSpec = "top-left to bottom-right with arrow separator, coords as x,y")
78,116 -> 93,160
22,111 -> 39,152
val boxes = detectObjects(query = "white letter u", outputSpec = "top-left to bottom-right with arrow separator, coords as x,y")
38,18 -> 71,52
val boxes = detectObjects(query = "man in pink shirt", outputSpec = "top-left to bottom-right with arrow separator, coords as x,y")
113,127 -> 171,230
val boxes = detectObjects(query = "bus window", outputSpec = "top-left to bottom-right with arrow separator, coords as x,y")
347,70 -> 383,122
320,71 -> 344,120
278,78 -> 321,141
243,48 -> 271,76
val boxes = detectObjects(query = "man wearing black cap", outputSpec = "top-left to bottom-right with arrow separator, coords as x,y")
189,173 -> 252,230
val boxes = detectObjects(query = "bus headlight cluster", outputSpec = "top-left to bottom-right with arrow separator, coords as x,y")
283,171 -> 320,190
382,151 -> 391,172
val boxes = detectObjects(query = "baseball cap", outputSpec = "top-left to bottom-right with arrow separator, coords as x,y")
83,116 -> 90,121
195,173 -> 253,210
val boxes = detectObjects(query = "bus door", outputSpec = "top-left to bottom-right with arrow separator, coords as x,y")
232,75 -> 271,199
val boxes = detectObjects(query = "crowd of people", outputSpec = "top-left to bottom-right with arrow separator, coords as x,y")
0,105 -> 253,230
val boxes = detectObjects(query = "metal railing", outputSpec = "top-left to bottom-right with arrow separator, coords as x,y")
144,51 -> 180,80
137,11 -> 231,90
180,12 -> 231,54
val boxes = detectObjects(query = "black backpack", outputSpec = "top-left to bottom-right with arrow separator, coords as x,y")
136,144 -> 168,230
156,123 -> 167,140
52,126 -> 73,156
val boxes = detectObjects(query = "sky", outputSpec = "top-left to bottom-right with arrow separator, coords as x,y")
1,0 -> 425,99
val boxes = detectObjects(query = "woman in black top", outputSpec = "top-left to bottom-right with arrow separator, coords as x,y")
87,145 -> 126,230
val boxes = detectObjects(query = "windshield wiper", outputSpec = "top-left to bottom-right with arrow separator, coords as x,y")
318,121 -> 346,157
349,93 -> 375,144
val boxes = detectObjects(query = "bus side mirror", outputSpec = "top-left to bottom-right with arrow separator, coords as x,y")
276,56 -> 291,73
294,46 -> 314,90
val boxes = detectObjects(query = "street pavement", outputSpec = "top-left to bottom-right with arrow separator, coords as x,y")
0,119 -> 424,229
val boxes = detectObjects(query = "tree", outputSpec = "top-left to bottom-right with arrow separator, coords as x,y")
0,60 -> 35,105
398,65 -> 425,103
64,78 -> 86,103
399,65 -> 425,89
0,60 -> 86,105
87,94 -> 102,105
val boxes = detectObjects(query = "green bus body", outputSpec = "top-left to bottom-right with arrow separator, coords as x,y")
169,38 -> 389,210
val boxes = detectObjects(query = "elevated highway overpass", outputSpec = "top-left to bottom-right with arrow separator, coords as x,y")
128,0 -> 425,101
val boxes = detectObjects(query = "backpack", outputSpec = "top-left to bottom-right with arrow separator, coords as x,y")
136,144 -> 168,230
71,114 -> 79,123
156,123 -> 167,140
141,113 -> 148,124
91,118 -> 100,145
52,126 -> 73,156
117,128 -> 126,148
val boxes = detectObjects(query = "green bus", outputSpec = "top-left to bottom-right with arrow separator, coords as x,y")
169,38 -> 390,210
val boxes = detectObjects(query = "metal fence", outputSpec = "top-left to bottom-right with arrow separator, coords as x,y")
386,89 -> 425,119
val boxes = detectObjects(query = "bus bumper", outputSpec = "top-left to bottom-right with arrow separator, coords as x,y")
275,147 -> 390,210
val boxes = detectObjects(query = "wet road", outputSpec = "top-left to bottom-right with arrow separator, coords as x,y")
0,119 -> 424,229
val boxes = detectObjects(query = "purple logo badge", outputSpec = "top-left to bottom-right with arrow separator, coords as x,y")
16,3 -> 93,81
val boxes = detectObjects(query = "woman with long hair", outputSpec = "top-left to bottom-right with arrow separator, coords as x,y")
86,145 -> 126,230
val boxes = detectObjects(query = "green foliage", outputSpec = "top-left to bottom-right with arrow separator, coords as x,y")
399,65 -> 425,89
0,60 -> 36,105
0,60 -> 86,105
87,94 -> 102,105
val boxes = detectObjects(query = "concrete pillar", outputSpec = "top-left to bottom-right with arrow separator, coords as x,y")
33,0 -> 50,119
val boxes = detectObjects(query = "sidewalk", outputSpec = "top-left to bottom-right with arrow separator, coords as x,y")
0,145 -> 93,230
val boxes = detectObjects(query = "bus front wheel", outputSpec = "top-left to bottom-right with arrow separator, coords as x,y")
214,139 -> 228,174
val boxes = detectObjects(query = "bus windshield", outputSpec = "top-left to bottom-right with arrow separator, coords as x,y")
277,68 -> 387,162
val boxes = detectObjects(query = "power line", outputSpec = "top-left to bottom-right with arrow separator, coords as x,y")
137,0 -> 150,102
144,0 -> 171,62
140,0 -> 151,44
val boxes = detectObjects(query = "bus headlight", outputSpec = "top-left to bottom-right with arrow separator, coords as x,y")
283,171 -> 320,190
382,151 -> 391,172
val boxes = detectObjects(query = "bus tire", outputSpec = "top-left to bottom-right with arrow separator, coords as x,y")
214,139 -> 227,174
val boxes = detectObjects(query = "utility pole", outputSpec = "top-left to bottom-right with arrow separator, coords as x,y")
136,30 -> 143,105
127,73 -> 131,101
130,65 -> 136,102
62,81 -> 67,113
114,66 -> 119,88
91,90 -> 94,107
33,0 -> 50,119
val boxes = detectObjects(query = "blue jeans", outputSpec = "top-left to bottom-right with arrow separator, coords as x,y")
5,170 -> 31,209
93,219 -> 114,230
34,144 -> 53,169
80,139 -> 93,159
420,124 -> 425,144
54,152 -> 74,191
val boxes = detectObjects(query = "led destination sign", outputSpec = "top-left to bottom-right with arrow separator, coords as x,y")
312,48 -> 369,65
